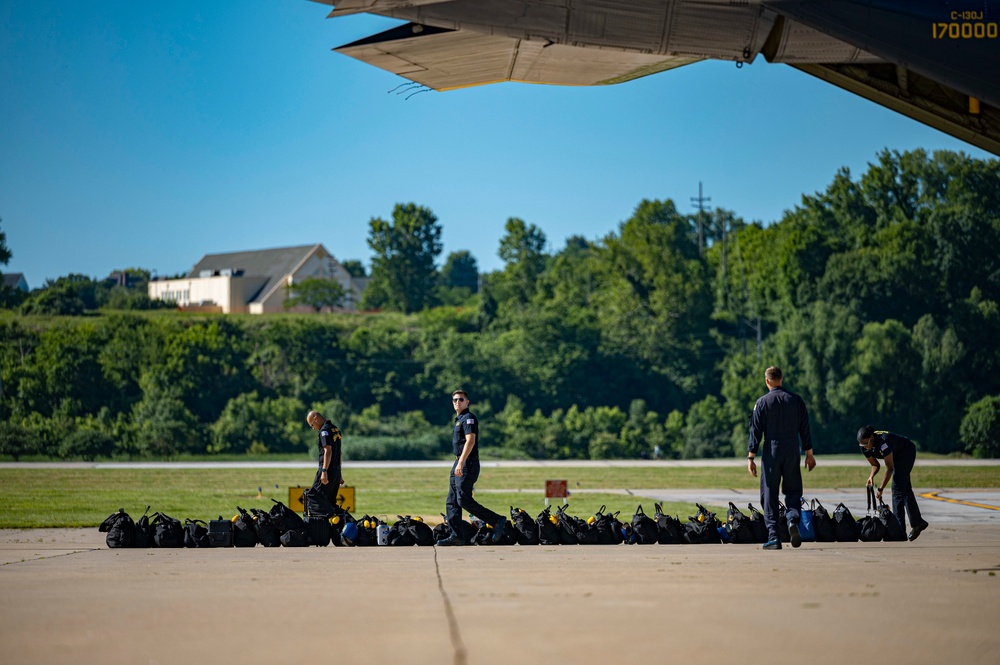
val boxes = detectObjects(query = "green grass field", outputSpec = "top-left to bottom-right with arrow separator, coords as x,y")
1,464 -> 997,528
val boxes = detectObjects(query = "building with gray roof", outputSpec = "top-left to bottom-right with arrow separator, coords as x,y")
148,244 -> 363,313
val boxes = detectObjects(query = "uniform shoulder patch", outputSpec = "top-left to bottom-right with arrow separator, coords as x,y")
880,442 -> 890,453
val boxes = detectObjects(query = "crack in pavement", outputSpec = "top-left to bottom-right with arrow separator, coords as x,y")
1,548 -> 101,566
432,546 -> 468,665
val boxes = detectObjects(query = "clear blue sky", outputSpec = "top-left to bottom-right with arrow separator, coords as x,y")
1,1 -> 993,288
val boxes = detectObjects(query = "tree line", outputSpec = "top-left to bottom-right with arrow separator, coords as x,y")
1,148 -> 999,460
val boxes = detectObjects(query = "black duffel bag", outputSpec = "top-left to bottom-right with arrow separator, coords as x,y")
811,499 -> 837,542
536,506 -> 561,545
151,512 -> 184,548
250,508 -> 281,547
876,499 -> 907,542
99,509 -> 135,549
833,502 -> 860,542
184,519 -> 210,548
631,505 -> 659,545
653,503 -> 683,545
269,499 -> 306,534
510,507 -> 539,545
552,505 -> 580,545
726,502 -> 755,544
746,503 -> 768,544
858,487 -> 886,542
234,507 -> 258,547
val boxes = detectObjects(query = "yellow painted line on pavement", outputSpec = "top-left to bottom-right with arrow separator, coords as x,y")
920,491 -> 1000,511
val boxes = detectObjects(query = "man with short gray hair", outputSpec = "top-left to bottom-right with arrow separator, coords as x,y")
307,410 -> 343,508
748,366 -> 816,550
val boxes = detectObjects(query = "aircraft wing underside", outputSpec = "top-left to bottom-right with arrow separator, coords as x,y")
309,0 -> 1000,154
337,23 -> 702,89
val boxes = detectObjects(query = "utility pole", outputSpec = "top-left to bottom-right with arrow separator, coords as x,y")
691,182 -> 711,255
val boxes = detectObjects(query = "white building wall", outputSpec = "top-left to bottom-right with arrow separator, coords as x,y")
149,275 -> 266,313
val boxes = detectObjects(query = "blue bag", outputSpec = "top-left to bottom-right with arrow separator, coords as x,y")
799,498 -> 816,542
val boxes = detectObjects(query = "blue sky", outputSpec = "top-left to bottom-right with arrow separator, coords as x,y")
1,1 -> 993,288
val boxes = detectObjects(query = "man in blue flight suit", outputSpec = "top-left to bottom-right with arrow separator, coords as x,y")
748,366 -> 816,550
435,389 -> 507,546
857,425 -> 929,541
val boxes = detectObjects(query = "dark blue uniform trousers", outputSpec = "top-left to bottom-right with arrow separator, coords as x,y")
447,457 -> 502,537
760,439 -> 803,541
891,445 -> 923,532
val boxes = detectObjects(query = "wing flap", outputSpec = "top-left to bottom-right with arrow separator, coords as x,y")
336,23 -> 700,90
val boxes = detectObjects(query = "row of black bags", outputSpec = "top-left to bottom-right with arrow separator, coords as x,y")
729,488 -> 907,544
99,488 -> 907,549
98,500 -> 423,549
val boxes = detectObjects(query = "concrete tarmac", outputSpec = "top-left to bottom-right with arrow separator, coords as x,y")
2,519 -> 999,665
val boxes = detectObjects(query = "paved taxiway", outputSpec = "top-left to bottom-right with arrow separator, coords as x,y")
2,491 -> 999,665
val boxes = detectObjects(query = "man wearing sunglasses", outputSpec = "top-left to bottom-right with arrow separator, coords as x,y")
436,389 -> 507,546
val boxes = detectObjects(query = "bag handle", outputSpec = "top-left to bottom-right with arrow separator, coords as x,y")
866,485 -> 877,514
635,504 -> 646,517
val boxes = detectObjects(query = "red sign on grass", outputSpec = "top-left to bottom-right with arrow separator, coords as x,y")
545,480 -> 568,499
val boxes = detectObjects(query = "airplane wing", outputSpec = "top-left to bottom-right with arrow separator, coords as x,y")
308,0 -> 1000,154
336,23 -> 701,90
762,1 -> 1000,154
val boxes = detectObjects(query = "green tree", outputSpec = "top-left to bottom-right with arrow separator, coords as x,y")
0,217 -> 21,309
592,199 -> 714,408
19,274 -> 101,316
59,429 -> 116,461
340,260 -> 367,278
0,217 -> 10,266
830,320 -> 922,442
495,217 -> 547,304
441,250 -> 479,291
248,318 -> 345,403
912,315 -> 967,448
960,395 -> 1000,458
0,421 -> 40,460
681,395 -> 731,458
342,319 -> 422,414
130,374 -> 202,457
160,320 -> 249,423
619,399 -> 667,459
438,250 -> 479,305
14,322 -> 112,417
361,203 -> 443,313
210,392 -> 307,454
284,277 -> 347,312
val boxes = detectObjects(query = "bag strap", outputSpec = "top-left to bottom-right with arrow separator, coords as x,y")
867,485 -> 875,513
635,504 -> 646,517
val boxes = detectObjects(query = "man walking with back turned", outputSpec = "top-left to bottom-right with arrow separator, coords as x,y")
748,366 -> 816,550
